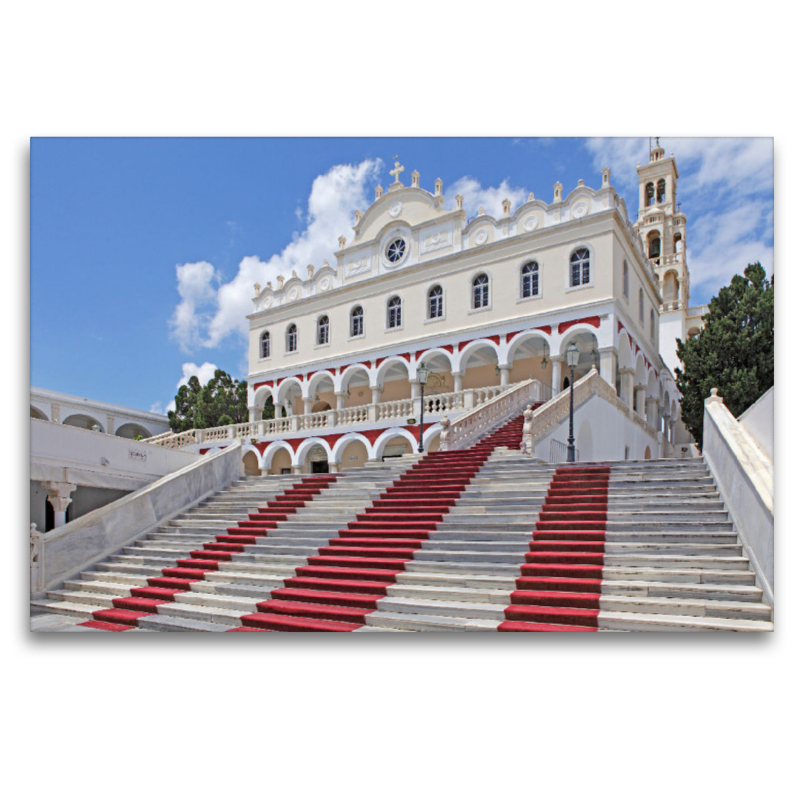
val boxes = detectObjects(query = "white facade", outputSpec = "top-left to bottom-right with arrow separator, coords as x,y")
144,148 -> 700,472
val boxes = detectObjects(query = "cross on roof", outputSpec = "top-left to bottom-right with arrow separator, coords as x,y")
390,159 -> 405,183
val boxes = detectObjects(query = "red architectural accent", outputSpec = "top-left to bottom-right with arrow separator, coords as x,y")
374,357 -> 387,369
486,335 -> 501,346
557,316 -> 601,334
441,344 -> 454,354
252,380 -> 273,391
617,320 -> 624,334
506,331 -> 523,343
535,325 -> 552,335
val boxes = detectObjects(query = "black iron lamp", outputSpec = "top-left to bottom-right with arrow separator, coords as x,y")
566,342 -> 580,462
417,362 -> 429,452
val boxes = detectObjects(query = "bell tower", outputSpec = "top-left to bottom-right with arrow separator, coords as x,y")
633,138 -> 689,311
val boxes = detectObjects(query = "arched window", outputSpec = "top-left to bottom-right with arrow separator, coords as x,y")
623,260 -> 629,300
350,305 -> 364,337
286,323 -> 298,353
650,309 -> 656,340
645,182 -> 655,206
570,248 -> 591,287
428,285 -> 443,319
387,296 -> 402,329
472,273 -> 489,308
639,289 -> 644,324
317,315 -> 329,346
648,234 -> 661,260
656,179 -> 666,203
521,261 -> 539,298
260,330 -> 270,359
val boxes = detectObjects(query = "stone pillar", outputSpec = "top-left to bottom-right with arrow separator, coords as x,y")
619,368 -> 635,409
335,392 -> 347,411
50,403 -> 61,423
634,385 -> 646,417
248,406 -> 259,423
451,372 -> 463,393
499,365 -> 510,387
645,397 -> 659,429
291,465 -> 303,475
410,380 -> 420,400
371,386 -> 381,405
303,398 -> 313,415
106,415 -> 115,435
45,481 -> 77,528
598,348 -> 617,390
551,357 -> 563,394
328,462 -> 340,474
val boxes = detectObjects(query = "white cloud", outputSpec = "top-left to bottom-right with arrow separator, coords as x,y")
583,137 -> 773,301
177,361 -> 219,388
169,159 -> 383,351
149,401 -> 164,415
170,260 -> 218,352
445,176 -> 528,220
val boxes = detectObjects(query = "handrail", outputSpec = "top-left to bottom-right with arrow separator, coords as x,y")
439,379 -> 552,451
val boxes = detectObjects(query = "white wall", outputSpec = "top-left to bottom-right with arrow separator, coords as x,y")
738,386 -> 774,462
31,418 -> 199,492
533,390 -> 661,463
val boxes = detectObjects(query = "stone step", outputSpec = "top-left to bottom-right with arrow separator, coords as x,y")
596,611 -> 773,632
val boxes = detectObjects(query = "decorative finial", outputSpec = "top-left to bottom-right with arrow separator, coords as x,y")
354,209 -> 363,223
338,235 -> 346,249
455,194 -> 463,210
253,282 -> 261,296
306,264 -> 314,279
528,192 -> 535,201
434,178 -> 443,196
501,198 -> 511,217
478,206 -> 485,216
554,181 -> 563,202
577,179 -> 584,187
375,184 -> 383,199
602,166 -> 610,186
411,170 -> 420,188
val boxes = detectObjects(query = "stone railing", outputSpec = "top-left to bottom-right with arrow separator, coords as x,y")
31,442 -> 243,595
143,383 -> 526,450
520,369 -> 660,455
439,379 -> 552,451
702,389 -> 773,606
686,304 -> 709,319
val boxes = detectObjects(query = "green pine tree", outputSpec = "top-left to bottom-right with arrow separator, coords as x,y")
167,369 -> 249,432
675,262 -> 773,447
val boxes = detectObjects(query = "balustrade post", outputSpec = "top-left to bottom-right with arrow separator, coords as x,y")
248,406 -> 259,423
303,398 -> 313,415
326,410 -> 336,426
227,424 -> 235,440
335,392 -> 347,411
371,386 -> 381,405
451,371 -> 463,393
464,389 -> 475,410
290,416 -> 300,432
196,429 -> 205,444
368,404 -> 377,423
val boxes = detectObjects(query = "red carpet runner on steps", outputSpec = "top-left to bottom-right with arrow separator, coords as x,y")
79,474 -> 338,631
230,415 -> 527,631
79,414 -> 528,633
498,465 -> 610,632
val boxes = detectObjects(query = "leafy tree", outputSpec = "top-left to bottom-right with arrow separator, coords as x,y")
168,369 -> 249,432
675,262 -> 773,446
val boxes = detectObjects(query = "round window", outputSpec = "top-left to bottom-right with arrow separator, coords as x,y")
386,238 -> 406,263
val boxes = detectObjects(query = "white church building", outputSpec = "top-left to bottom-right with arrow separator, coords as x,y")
145,142 -> 706,474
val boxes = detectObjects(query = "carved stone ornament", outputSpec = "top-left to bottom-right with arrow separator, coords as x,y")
572,202 -> 589,219
474,229 -> 488,245
287,286 -> 300,302
389,202 -> 403,218
523,216 -> 539,231
317,276 -> 332,292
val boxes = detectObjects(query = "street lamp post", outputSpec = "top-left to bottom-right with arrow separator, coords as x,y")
566,342 -> 580,463
417,362 -> 429,453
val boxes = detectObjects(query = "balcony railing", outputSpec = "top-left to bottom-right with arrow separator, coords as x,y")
142,383 -> 524,450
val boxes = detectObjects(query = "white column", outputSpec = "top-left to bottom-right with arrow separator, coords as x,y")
335,392 -> 347,411
634,385 -> 646,417
645,397 -> 659,429
551,357 -> 563,394
371,386 -> 381,405
45,481 -> 77,528
499,365 -> 510,387
328,461 -> 340,474
598,348 -> 617,389
619,368 -> 635,409
303,398 -> 313,415
451,371 -> 463,393
248,406 -> 259,423
410,380 -> 420,400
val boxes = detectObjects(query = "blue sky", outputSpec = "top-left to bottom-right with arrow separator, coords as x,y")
30,137 -> 773,414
